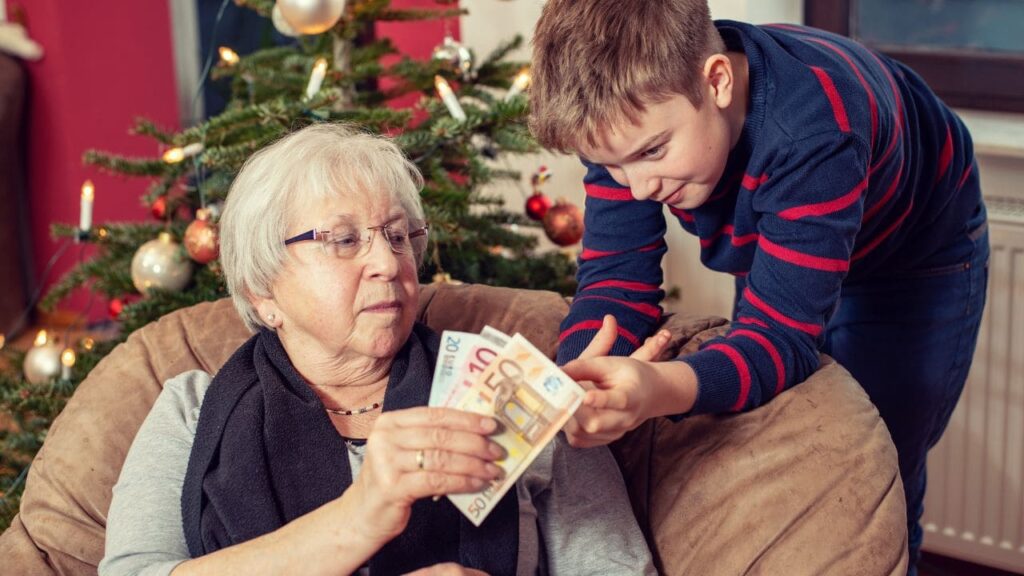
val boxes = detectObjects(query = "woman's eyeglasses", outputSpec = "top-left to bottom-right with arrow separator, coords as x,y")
284,222 -> 429,260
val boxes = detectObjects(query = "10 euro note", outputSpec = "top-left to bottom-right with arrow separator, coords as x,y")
447,333 -> 584,526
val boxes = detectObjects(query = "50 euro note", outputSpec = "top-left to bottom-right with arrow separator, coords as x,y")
447,333 -> 584,526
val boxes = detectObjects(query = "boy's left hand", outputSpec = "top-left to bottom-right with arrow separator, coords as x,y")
561,316 -> 696,448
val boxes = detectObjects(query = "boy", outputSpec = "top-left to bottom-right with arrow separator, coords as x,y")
530,0 -> 988,572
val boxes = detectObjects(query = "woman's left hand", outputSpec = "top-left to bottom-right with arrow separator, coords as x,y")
403,563 -> 489,575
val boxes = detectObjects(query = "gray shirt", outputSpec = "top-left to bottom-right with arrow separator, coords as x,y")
101,370 -> 655,576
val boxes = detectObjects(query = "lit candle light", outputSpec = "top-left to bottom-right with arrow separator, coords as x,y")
505,69 -> 531,101
305,58 -> 328,100
218,46 -> 240,66
34,329 -> 48,347
61,348 -> 76,380
79,180 -> 95,234
162,142 -> 205,164
434,75 -> 466,122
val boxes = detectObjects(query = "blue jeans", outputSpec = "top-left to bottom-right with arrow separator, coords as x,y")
734,222 -> 989,575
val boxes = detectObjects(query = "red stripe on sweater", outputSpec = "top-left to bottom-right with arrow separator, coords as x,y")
810,66 -> 851,132
669,206 -> 695,222
758,237 -> 850,272
559,320 -> 640,346
737,316 -> 769,329
706,343 -> 752,411
852,199 -> 914,261
585,184 -> 634,201
742,173 -> 770,191
573,294 -> 661,319
862,163 -> 904,223
744,287 -> 823,337
730,329 -> 786,395
584,279 -> 660,292
956,163 -> 974,191
935,125 -> 954,184
580,239 -> 663,261
806,38 -> 878,146
778,176 -> 866,220
700,225 -> 759,248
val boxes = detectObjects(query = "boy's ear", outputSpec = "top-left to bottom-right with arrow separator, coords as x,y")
702,54 -> 735,110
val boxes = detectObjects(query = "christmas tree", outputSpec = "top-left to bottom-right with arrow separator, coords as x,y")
0,0 -> 581,529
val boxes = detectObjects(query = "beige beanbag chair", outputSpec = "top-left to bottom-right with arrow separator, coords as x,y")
0,283 -> 907,574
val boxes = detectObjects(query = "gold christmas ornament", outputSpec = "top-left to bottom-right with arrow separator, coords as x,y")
184,210 -> 220,264
543,199 -> 585,246
271,4 -> 300,37
275,0 -> 346,35
23,330 -> 62,385
131,232 -> 194,294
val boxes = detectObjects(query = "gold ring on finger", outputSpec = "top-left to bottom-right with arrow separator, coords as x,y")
416,449 -> 426,470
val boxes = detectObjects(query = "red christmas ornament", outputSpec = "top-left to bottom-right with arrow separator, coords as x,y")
184,209 -> 220,264
525,191 -> 553,221
151,196 -> 168,220
108,298 -> 124,319
542,199 -> 585,246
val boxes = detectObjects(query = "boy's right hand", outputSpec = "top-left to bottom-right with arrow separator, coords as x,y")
561,316 -> 691,448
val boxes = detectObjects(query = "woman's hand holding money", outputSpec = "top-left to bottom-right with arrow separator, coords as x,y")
561,315 -> 699,448
403,563 -> 490,575
347,407 -> 505,547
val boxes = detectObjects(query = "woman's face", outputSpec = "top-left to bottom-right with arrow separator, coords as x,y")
260,188 -> 421,365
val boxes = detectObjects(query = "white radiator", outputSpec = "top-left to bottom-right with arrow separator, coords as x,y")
922,198 -> 1024,573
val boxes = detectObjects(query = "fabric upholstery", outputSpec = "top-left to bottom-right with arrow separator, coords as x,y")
0,283 -> 908,574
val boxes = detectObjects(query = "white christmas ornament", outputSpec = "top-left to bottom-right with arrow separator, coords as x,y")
276,0 -> 346,35
23,331 -> 62,385
131,232 -> 194,294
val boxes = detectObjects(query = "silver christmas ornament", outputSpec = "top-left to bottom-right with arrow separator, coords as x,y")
432,35 -> 475,81
275,0 -> 346,35
131,232 -> 194,295
24,333 -> 62,385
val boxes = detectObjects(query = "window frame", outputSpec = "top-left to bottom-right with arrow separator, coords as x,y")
804,0 -> 1024,113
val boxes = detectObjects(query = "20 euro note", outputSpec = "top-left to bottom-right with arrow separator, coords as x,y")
429,331 -> 504,408
447,333 -> 584,526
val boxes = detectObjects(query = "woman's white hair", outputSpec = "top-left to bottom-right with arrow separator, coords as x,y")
220,123 -> 426,332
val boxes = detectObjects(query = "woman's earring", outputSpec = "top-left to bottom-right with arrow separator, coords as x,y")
267,313 -> 277,323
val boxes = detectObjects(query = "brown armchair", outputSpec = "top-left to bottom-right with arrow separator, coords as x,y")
0,283 -> 908,574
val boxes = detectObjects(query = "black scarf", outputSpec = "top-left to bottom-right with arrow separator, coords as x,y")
181,322 -> 518,575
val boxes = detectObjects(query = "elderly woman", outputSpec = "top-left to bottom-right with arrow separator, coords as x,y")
100,124 -> 655,576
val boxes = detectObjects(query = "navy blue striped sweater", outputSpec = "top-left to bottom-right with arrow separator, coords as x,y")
555,21 -> 984,415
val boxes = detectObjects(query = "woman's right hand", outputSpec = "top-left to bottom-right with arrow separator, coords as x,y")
348,407 -> 505,547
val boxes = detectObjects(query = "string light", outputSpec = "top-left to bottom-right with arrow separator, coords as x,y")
305,58 -> 329,100
218,46 -> 240,66
61,348 -> 76,380
34,329 -> 48,347
162,143 -> 205,164
81,337 -> 95,351
505,69 -> 531,101
0,334 -> 5,351
434,75 -> 466,122
79,180 -> 95,235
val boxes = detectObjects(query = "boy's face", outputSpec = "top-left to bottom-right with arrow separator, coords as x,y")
577,55 -> 743,210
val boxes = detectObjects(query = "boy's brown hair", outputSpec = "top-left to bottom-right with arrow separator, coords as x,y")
529,0 -> 725,152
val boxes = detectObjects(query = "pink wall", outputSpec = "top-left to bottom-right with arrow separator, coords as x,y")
16,0 -> 453,317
